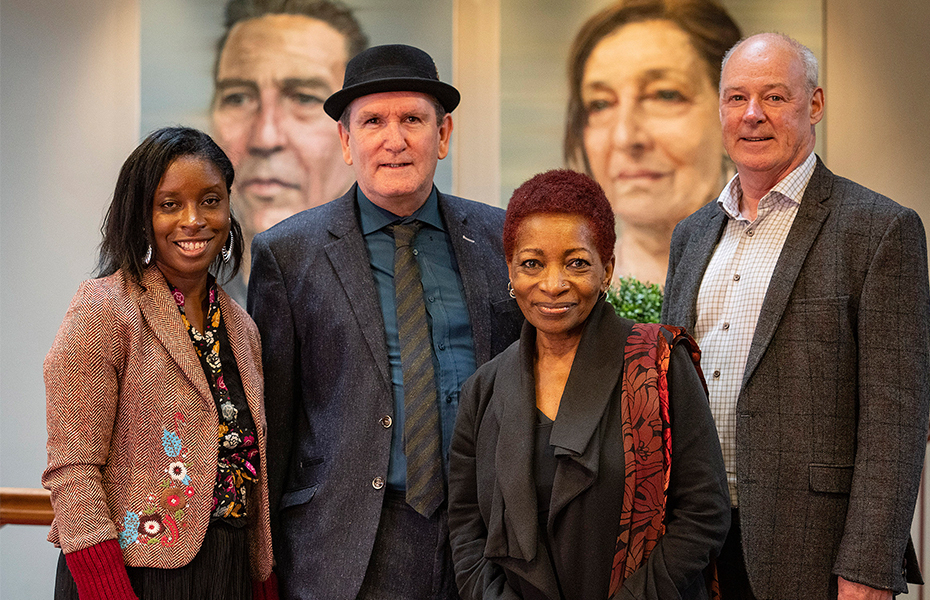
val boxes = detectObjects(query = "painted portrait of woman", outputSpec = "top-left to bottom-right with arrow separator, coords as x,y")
565,0 -> 741,285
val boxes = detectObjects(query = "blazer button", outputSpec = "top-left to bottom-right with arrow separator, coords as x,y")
380,415 -> 392,428
372,476 -> 385,490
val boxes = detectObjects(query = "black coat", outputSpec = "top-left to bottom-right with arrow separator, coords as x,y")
448,300 -> 730,600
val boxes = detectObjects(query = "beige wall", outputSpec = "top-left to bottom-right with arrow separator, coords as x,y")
0,0 -> 141,597
824,0 -> 930,225
824,2 -> 930,597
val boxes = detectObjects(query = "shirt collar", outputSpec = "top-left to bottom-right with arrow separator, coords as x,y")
717,152 -> 817,220
356,186 -> 444,234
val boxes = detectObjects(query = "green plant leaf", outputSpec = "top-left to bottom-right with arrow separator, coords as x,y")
605,277 -> 664,323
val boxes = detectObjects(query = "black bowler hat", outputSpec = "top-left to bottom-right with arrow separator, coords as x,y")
323,44 -> 460,121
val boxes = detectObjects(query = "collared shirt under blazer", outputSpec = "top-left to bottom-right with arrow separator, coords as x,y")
663,157 -> 929,597
42,267 -> 273,580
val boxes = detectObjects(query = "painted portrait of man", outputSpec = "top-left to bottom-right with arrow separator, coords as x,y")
210,0 -> 368,298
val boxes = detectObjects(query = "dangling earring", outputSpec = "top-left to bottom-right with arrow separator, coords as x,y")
507,281 -> 515,299
143,245 -> 153,266
222,230 -> 234,264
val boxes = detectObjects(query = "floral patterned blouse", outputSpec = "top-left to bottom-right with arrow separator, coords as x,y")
171,280 -> 258,526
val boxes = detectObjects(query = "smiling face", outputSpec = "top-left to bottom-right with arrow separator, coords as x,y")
509,213 -> 614,344
581,20 -> 723,230
151,156 -> 231,286
338,91 -> 452,216
211,14 -> 354,240
719,34 -> 824,193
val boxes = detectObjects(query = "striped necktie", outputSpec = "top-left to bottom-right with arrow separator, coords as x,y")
392,222 -> 444,517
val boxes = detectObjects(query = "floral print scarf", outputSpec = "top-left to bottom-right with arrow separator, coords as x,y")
171,280 -> 258,524
609,324 -> 714,597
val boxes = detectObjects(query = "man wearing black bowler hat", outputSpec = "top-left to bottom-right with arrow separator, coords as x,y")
248,44 -> 523,599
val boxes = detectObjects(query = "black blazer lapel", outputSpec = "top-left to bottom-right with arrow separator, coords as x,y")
548,302 -> 627,518
741,160 -> 834,389
440,193 -> 494,365
137,267 -> 213,404
488,323 -> 561,598
323,188 -> 391,387
489,322 -> 539,562
670,208 -> 728,329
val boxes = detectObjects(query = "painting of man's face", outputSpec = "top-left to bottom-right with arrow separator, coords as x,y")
211,13 -> 355,274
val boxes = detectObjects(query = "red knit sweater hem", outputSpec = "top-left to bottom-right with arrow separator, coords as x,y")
64,539 -> 138,600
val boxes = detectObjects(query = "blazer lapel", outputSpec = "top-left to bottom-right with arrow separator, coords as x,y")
440,193 -> 493,365
741,159 -> 834,389
489,322 -> 540,561
323,187 -> 391,386
671,207 -> 728,329
548,302 -> 626,518
488,323 -> 562,599
137,267 -> 213,403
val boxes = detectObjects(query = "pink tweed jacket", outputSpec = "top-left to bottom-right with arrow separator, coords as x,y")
42,266 -> 273,580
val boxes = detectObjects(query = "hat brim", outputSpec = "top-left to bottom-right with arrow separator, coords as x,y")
324,77 -> 461,121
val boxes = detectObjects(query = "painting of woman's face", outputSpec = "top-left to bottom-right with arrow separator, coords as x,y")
581,19 -> 723,230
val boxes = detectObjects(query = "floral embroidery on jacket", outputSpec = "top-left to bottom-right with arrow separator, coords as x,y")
118,411 -> 194,549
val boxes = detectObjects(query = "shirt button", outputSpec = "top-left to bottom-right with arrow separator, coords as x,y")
372,477 -> 385,490
722,322 -> 730,330
746,229 -> 755,237
446,395 -> 454,404
438,342 -> 446,350
713,370 -> 721,378
428,296 -> 435,302
412,249 -> 419,256
733,274 -> 741,281
380,415 -> 392,428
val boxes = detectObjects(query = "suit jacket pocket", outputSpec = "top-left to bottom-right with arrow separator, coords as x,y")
280,484 -> 319,510
809,463 -> 854,494
790,295 -> 848,311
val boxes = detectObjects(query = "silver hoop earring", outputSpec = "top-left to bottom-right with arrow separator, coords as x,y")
143,245 -> 153,266
507,281 -> 515,299
222,231 -> 233,264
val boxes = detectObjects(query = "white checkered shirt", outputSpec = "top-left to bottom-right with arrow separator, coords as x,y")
693,152 -> 817,506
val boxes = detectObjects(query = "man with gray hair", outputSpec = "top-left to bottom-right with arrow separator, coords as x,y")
664,32 -> 928,599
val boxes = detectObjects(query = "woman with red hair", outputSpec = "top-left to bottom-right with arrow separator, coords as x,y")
448,169 -> 729,599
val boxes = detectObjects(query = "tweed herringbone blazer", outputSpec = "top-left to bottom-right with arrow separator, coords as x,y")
42,267 -> 273,580
248,185 -> 524,600
662,158 -> 930,598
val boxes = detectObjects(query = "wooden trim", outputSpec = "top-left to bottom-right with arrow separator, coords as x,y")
0,487 -> 54,527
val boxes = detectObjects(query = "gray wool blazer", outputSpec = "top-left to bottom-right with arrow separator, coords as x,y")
247,184 -> 523,600
662,158 -> 930,598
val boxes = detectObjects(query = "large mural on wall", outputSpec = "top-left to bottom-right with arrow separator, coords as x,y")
499,0 -> 823,285
142,0 -> 823,293
143,0 -> 455,302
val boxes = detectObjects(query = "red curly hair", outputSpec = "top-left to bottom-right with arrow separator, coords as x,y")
503,169 -> 616,264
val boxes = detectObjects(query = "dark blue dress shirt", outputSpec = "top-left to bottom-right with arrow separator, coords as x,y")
357,186 -> 477,490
